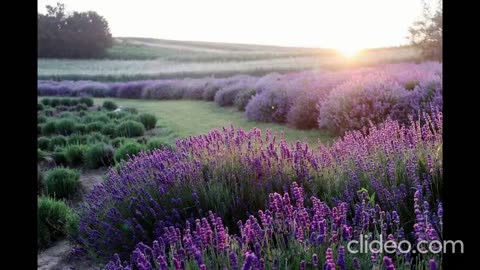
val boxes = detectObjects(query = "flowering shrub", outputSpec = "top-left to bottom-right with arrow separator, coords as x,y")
286,91 -> 323,129
319,67 -> 442,134
234,89 -> 257,111
179,79 -> 208,100
106,180 -> 442,269
141,80 -> 182,100
38,62 -> 442,134
74,110 -> 442,262
319,73 -> 405,134
245,88 -> 293,123
201,78 -> 227,101
214,76 -> 257,107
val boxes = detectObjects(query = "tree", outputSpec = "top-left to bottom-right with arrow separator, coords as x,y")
409,0 -> 442,61
38,2 -> 113,58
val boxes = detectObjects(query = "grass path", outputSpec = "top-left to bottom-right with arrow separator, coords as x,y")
93,98 -> 335,145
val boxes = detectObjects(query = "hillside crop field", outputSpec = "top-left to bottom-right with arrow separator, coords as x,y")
38,37 -> 420,81
38,39 -> 443,270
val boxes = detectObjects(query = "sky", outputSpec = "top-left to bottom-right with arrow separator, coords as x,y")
38,0 -> 433,51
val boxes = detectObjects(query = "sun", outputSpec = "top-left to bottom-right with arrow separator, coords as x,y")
337,46 -> 362,58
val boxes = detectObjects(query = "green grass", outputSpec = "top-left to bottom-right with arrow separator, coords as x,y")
92,98 -> 335,145
38,37 -> 421,81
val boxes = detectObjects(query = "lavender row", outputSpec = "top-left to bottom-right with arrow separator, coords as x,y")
38,62 -> 442,134
106,181 -> 441,269
73,110 -> 442,262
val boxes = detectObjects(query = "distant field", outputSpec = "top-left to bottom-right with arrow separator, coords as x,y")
92,98 -> 335,145
38,37 -> 421,81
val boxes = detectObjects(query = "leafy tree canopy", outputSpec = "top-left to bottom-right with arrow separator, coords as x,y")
38,2 -> 113,58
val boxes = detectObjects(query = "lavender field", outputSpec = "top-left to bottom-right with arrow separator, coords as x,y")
38,62 -> 442,135
38,61 -> 443,269
38,1 -> 445,269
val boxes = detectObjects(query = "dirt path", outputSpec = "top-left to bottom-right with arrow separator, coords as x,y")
38,169 -> 107,269
79,168 -> 107,193
37,240 -> 94,270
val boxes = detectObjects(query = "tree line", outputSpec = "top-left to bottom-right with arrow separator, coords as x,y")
38,3 -> 113,58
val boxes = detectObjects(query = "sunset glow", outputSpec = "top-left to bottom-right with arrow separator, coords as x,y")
38,0 -> 430,50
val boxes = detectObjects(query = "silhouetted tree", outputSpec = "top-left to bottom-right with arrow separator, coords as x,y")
38,3 -> 113,58
409,0 -> 442,61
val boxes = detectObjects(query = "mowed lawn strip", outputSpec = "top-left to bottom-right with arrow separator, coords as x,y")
92,98 -> 335,145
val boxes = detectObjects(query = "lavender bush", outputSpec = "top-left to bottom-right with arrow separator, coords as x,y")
234,89 -> 257,111
319,65 -> 442,134
286,91 -> 323,129
74,110 -> 442,262
38,62 -> 442,134
245,88 -> 294,123
214,76 -> 257,107
106,179 -> 442,269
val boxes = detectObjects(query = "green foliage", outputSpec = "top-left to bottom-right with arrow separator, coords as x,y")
106,111 -> 127,119
38,149 -> 47,162
50,98 -> 61,107
41,98 -> 51,106
123,107 -> 138,114
146,138 -> 172,151
115,120 -> 145,137
59,112 -> 75,118
38,103 -> 44,111
38,2 -> 113,58
52,151 -> 68,166
60,98 -> 72,106
86,121 -> 105,133
37,196 -> 78,248
409,0 -> 442,60
42,121 -> 57,135
55,105 -> 69,112
111,137 -> 135,148
136,113 -> 157,130
48,135 -> 68,151
101,123 -> 117,137
85,143 -> 115,169
43,167 -> 80,199
86,132 -> 110,145
74,124 -> 87,134
38,137 -> 51,151
75,103 -> 89,111
38,115 -> 48,123
68,133 -> 87,145
114,142 -> 144,163
102,100 -> 118,111
92,114 -> 111,124
64,144 -> 88,166
44,108 -> 55,117
56,118 -> 76,136
79,97 -> 94,107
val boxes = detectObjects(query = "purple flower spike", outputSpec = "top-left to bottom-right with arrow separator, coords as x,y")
337,246 -> 345,270
241,251 -> 257,270
353,257 -> 360,270
383,256 -> 396,270
428,259 -> 437,270
324,248 -> 336,270
229,250 -> 238,270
